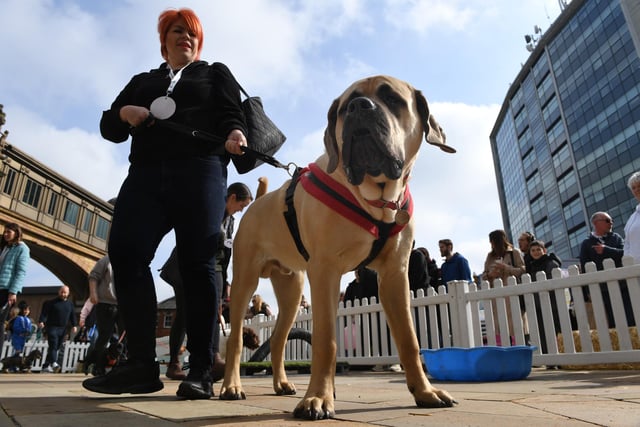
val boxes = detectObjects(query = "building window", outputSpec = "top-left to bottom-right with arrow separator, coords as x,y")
526,173 -> 543,198
2,168 -> 16,195
541,95 -> 560,129
163,313 -> 173,328
47,192 -> 58,216
530,194 -> 545,222
536,71 -> 554,103
568,225 -> 588,259
514,107 -> 528,136
22,178 -> 42,208
63,200 -> 80,226
82,210 -> 93,233
522,148 -> 537,178
562,197 -> 583,231
548,120 -> 566,152
95,217 -> 110,240
558,169 -> 578,197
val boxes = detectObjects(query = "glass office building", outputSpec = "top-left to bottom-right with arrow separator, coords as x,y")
490,0 -> 640,264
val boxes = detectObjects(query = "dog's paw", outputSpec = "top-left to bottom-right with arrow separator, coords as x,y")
274,381 -> 296,396
218,386 -> 246,401
415,388 -> 457,408
292,396 -> 335,420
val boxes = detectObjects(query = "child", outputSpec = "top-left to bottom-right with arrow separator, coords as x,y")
9,301 -> 33,357
527,241 -> 561,357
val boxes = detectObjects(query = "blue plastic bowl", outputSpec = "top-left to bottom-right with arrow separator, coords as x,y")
421,346 -> 536,382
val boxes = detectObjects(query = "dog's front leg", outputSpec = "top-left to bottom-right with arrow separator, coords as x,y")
378,269 -> 457,408
292,264 -> 340,420
269,269 -> 305,396
219,268 -> 260,400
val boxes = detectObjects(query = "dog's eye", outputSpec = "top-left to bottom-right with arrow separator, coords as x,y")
378,86 -> 406,117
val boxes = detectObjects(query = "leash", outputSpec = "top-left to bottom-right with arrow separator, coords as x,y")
131,115 -> 299,176
239,146 -> 298,176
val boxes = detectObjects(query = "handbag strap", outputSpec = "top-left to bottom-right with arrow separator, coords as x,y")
226,69 -> 251,100
236,83 -> 250,100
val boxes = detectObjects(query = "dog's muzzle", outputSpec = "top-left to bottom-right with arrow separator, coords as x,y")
341,97 -> 404,186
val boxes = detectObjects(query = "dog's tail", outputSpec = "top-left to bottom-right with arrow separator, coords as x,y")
256,177 -> 268,199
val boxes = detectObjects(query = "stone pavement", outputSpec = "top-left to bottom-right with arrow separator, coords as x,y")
0,368 -> 639,426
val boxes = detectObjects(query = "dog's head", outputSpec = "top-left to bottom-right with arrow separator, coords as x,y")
323,76 -> 455,221
242,326 -> 261,350
28,349 -> 43,362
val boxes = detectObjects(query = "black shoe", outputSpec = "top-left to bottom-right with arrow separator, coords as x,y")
176,370 -> 213,400
82,361 -> 163,395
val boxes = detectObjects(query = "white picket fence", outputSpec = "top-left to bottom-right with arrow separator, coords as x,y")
4,256 -> 638,372
242,256 -> 640,368
1,338 -> 90,372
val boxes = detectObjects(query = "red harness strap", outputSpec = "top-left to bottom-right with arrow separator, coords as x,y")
299,163 -> 412,238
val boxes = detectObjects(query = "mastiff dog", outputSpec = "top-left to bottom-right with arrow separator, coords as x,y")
220,75 -> 457,419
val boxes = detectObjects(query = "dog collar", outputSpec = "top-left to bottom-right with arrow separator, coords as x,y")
365,198 -> 403,210
299,163 -> 412,239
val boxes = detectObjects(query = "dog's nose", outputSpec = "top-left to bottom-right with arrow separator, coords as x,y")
347,97 -> 375,113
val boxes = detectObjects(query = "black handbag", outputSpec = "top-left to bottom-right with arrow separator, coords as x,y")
159,247 -> 182,288
134,68 -> 287,174
232,83 -> 287,174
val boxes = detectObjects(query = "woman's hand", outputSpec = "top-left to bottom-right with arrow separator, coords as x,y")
225,129 -> 247,155
119,105 -> 152,127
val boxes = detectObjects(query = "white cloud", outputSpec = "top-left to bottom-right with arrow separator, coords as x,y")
383,0 -> 477,34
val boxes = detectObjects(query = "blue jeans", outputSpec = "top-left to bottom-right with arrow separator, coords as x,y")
44,326 -> 66,366
108,156 -> 227,370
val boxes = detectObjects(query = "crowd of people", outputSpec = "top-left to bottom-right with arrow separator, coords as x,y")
338,169 -> 640,351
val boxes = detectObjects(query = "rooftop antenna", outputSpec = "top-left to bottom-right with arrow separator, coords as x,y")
544,4 -> 551,23
524,25 -> 543,52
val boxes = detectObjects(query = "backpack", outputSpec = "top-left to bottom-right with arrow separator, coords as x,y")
11,316 -> 32,338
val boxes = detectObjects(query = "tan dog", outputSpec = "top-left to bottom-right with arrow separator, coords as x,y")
220,75 -> 457,419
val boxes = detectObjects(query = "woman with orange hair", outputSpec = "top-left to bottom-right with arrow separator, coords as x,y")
83,8 -> 247,400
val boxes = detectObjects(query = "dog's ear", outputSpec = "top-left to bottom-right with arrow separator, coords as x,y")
415,89 -> 456,153
324,98 -> 341,172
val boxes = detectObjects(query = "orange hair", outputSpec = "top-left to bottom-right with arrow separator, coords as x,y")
157,8 -> 204,61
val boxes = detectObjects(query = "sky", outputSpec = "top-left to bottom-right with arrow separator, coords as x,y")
0,0 -> 567,313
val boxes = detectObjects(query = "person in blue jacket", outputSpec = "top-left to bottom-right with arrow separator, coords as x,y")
9,300 -> 33,357
0,222 -> 30,354
438,239 -> 472,290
